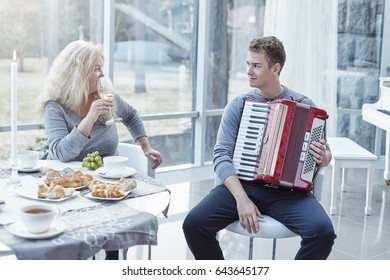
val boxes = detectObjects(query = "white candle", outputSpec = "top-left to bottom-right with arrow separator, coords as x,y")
10,50 -> 18,166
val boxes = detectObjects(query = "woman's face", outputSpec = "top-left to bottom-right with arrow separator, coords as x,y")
88,57 -> 104,94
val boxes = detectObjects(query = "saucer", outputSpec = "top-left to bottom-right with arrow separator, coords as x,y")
95,167 -> 136,179
16,166 -> 42,172
7,221 -> 65,239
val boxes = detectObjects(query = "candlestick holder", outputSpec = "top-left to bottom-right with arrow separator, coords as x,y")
6,164 -> 22,191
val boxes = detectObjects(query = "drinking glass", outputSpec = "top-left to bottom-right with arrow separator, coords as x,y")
98,78 -> 122,125
100,93 -> 122,125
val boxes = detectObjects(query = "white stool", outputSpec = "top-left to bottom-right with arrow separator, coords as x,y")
327,137 -> 377,215
225,215 -> 297,260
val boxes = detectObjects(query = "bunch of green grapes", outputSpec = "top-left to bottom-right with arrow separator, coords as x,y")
82,151 -> 103,170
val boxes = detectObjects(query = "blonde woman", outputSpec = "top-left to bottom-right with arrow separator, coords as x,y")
38,40 -> 162,168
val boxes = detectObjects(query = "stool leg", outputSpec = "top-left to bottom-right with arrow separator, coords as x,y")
272,238 -> 277,260
330,161 -> 340,215
119,248 -> 128,260
341,168 -> 347,192
249,237 -> 254,260
148,245 -> 152,260
365,162 -> 374,215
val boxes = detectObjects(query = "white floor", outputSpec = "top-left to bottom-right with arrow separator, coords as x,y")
2,163 -> 390,260
125,164 -> 390,260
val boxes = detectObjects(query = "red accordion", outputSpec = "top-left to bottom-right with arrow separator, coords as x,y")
232,98 -> 327,191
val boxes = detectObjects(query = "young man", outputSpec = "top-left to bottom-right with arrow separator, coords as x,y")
183,36 -> 336,260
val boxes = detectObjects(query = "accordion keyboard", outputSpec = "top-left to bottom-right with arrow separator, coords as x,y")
233,101 -> 268,180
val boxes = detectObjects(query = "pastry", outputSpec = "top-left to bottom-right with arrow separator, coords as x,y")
78,174 -> 94,186
44,168 -> 61,185
88,178 -> 134,198
52,174 -> 82,188
45,185 -> 65,199
37,184 -> 74,200
37,184 -> 49,198
90,184 -> 125,198
118,177 -> 137,192
44,168 -> 94,188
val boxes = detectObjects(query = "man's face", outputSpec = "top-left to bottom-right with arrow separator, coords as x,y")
246,51 -> 277,89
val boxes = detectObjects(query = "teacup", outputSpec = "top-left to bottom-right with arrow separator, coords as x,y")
18,150 -> 39,169
103,156 -> 128,176
20,204 -> 60,233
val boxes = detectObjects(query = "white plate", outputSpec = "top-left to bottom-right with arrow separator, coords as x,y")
81,189 -> 132,201
16,166 -> 43,172
7,221 -> 65,239
16,189 -> 78,202
95,167 -> 136,179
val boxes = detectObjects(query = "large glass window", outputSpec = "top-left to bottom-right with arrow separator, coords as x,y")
112,0 -> 196,167
0,0 -> 92,160
1,0 -> 388,168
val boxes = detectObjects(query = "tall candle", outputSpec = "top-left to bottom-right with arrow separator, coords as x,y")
10,50 -> 18,166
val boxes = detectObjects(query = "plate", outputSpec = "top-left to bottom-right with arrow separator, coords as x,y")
7,221 -> 65,239
80,188 -> 132,201
16,166 -> 43,172
95,167 -> 136,179
16,189 -> 78,202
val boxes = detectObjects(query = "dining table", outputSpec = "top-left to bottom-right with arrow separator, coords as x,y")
0,160 -> 170,260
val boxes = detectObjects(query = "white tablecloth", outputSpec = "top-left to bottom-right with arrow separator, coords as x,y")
0,160 -> 170,259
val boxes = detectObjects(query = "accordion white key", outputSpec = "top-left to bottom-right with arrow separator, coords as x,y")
232,98 -> 327,191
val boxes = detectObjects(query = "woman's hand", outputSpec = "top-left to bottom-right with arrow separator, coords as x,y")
77,98 -> 113,137
87,99 -> 113,123
144,148 -> 163,169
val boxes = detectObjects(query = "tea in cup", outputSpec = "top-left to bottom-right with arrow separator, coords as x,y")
20,204 -> 60,233
17,150 -> 39,169
103,156 -> 128,176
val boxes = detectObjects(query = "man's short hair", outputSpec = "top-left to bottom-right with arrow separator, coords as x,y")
248,36 -> 286,71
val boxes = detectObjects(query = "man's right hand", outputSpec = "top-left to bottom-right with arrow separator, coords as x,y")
223,175 -> 263,234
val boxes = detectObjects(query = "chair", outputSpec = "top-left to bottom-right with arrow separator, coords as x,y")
117,142 -> 155,260
117,142 -> 155,178
225,216 -> 297,260
214,175 -> 297,260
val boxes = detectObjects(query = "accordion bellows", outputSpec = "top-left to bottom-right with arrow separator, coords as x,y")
232,99 -> 327,191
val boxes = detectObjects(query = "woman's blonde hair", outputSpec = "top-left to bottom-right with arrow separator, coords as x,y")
38,40 -> 114,122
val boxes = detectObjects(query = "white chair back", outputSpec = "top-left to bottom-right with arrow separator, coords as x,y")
117,143 -> 155,178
